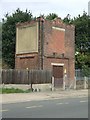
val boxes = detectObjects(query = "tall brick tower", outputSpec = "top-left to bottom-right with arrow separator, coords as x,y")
15,17 -> 75,86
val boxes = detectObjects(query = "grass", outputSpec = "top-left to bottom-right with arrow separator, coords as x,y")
0,87 -> 32,94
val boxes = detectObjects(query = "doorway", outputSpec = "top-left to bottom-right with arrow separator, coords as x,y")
53,65 -> 63,87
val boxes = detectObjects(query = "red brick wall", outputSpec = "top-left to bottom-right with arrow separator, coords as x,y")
15,53 -> 39,69
43,19 -> 75,59
65,26 -> 75,59
68,59 -> 75,81
43,57 -> 70,85
44,26 -> 65,55
43,57 -> 68,72
64,25 -> 75,82
15,18 -> 75,82
43,19 -> 75,82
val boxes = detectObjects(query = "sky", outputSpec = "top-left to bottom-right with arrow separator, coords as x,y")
0,0 -> 89,21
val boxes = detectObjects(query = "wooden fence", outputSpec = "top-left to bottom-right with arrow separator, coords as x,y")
1,69 -> 52,84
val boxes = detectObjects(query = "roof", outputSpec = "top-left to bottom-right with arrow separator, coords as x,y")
16,17 -> 75,30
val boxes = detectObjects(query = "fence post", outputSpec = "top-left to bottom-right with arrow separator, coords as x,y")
52,76 -> 54,91
0,70 -> 1,84
84,76 -> 87,89
74,77 -> 76,90
63,75 -> 66,90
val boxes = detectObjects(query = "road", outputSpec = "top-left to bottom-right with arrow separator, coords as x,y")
2,97 -> 88,118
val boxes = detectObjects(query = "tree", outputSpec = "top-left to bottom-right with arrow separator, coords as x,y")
63,12 -> 90,76
73,12 -> 90,70
63,14 -> 72,24
2,8 -> 33,68
0,22 -> 2,60
46,13 -> 58,20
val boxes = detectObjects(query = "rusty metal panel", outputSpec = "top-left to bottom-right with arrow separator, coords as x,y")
16,22 -> 38,54
53,66 -> 63,78
53,65 -> 63,87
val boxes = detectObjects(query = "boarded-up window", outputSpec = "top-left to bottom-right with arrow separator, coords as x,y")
16,22 -> 38,54
46,27 -> 65,54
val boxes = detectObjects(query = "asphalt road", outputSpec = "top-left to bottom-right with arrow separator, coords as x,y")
2,97 -> 88,118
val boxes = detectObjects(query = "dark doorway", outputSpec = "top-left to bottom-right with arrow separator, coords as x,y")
53,65 -> 63,87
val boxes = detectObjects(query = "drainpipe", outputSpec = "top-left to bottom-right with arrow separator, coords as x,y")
38,17 -> 44,70
38,18 -> 41,70
41,19 -> 44,70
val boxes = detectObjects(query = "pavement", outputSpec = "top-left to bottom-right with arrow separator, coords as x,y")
0,89 -> 88,104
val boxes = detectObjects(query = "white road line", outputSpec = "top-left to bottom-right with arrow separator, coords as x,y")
65,102 -> 69,104
0,109 -> 9,112
80,100 -> 88,103
57,103 -> 63,105
26,105 -> 43,109
57,102 -> 69,105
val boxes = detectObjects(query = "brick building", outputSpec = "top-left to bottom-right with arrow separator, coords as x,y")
15,17 -> 75,87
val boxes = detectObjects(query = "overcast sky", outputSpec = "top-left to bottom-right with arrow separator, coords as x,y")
0,0 -> 89,21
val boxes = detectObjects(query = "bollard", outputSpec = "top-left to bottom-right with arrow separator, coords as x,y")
52,76 -> 54,91
84,77 -> 87,89
63,75 -> 66,90
74,77 -> 76,90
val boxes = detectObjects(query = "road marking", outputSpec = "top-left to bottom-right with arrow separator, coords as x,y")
65,102 -> 69,104
57,102 -> 69,105
0,109 -> 9,112
57,103 -> 63,105
45,99 -> 50,101
80,100 -> 88,103
26,105 -> 43,109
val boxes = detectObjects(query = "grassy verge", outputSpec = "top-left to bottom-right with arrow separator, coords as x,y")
0,88 -> 32,94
